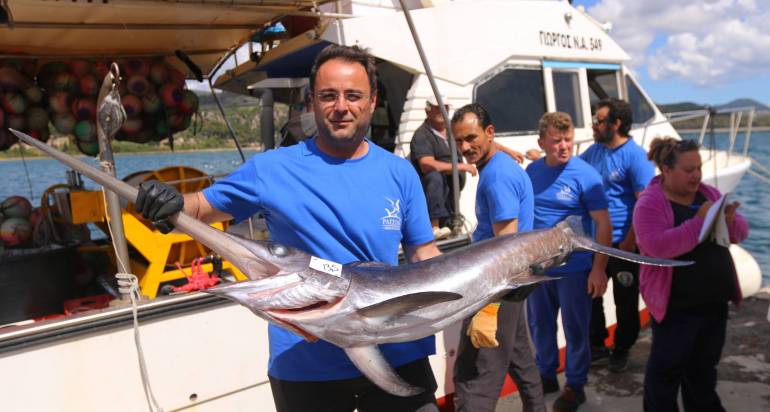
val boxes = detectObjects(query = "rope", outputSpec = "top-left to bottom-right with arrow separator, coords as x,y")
751,157 -> 770,176
17,144 -> 35,201
104,203 -> 164,412
117,273 -> 165,412
748,169 -> 770,186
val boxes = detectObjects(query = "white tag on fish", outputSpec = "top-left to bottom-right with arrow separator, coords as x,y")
309,256 -> 343,277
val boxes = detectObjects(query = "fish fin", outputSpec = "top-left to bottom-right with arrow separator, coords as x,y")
501,273 -> 555,301
572,237 -> 693,267
357,291 -> 463,318
344,346 -> 423,397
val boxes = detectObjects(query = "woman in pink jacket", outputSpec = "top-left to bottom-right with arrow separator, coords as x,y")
633,137 -> 748,412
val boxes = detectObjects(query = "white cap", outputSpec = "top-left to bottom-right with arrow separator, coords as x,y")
426,94 -> 449,108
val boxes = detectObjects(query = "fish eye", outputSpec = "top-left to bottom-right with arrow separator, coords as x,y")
270,243 -> 287,257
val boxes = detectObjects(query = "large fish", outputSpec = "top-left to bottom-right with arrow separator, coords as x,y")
10,128 -> 689,397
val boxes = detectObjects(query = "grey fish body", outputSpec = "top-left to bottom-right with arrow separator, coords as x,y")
10,128 -> 690,398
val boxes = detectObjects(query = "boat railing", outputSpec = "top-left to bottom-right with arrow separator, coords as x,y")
664,106 -> 756,161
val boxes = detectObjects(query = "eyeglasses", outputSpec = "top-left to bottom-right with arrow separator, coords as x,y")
315,91 -> 369,106
592,115 -> 609,125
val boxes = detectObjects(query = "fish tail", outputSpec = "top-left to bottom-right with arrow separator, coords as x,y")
568,227 -> 692,267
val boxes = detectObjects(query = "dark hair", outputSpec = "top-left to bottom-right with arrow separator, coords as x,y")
648,137 -> 700,169
309,44 -> 377,96
538,111 -> 573,138
597,98 -> 632,136
451,103 -> 493,129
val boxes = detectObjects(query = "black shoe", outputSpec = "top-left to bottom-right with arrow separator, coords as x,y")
553,386 -> 586,412
541,375 -> 560,394
608,349 -> 629,373
590,345 -> 610,365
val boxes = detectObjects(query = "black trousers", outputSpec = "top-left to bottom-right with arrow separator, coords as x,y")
420,171 -> 462,223
643,303 -> 728,412
589,249 -> 640,352
269,358 -> 438,412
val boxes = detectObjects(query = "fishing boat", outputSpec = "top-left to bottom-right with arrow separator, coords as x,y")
0,1 -> 763,411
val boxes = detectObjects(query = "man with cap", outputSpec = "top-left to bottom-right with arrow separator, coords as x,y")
410,95 -> 524,238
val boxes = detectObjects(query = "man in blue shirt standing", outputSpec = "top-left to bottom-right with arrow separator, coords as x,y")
526,112 -> 611,412
135,45 -> 442,412
450,103 -> 545,412
581,98 -> 655,373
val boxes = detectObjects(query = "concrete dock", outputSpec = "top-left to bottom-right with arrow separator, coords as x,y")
496,292 -> 770,411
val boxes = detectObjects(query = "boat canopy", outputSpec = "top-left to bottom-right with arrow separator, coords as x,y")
0,0 -> 335,78
215,0 -> 631,93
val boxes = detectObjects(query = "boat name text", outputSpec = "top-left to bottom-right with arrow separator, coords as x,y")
539,31 -> 602,51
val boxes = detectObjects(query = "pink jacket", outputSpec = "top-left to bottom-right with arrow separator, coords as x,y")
632,176 -> 749,322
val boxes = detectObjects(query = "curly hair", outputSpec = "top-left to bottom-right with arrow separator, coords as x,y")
648,137 -> 700,169
538,112 -> 573,138
596,98 -> 633,137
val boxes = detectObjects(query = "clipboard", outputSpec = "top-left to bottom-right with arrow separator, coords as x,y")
698,194 -> 728,243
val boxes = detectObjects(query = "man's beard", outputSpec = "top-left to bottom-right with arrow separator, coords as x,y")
595,127 -> 614,143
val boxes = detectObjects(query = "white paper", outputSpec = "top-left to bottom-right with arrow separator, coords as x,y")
309,256 -> 343,277
698,194 -> 728,243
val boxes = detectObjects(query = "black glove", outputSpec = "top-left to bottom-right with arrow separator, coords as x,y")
135,180 -> 184,234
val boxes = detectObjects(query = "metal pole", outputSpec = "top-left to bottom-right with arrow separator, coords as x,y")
708,106 -> 718,188
397,0 -> 461,232
260,89 -> 276,150
207,54 -> 254,239
208,78 -> 246,163
743,109 -> 755,157
95,64 -> 131,297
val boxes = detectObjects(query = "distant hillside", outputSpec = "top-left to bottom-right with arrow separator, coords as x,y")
716,98 -> 770,113
658,98 -> 769,114
195,90 -> 262,109
657,102 -> 705,113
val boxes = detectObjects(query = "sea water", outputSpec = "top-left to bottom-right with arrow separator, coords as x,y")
1,134 -> 769,285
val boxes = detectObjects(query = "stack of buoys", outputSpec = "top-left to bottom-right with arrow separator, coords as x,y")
113,58 -> 198,145
0,195 -> 33,249
0,60 -> 49,151
33,58 -> 198,156
38,59 -> 102,156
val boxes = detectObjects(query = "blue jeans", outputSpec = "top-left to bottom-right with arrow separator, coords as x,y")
527,271 -> 591,389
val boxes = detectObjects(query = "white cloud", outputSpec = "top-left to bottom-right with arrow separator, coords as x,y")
585,0 -> 770,86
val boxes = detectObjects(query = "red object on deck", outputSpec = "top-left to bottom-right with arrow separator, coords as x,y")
63,294 -> 113,315
170,257 -> 221,293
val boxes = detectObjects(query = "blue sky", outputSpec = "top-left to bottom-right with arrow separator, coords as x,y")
574,0 -> 770,106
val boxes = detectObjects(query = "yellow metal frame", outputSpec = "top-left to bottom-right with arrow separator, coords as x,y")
121,211 -> 247,298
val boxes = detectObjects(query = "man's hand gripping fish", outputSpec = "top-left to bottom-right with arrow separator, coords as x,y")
10,129 -> 690,398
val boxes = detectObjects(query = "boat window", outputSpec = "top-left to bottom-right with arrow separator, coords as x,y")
625,74 -> 655,124
587,69 -> 619,111
475,68 -> 546,134
552,71 -> 584,128
370,60 -> 414,152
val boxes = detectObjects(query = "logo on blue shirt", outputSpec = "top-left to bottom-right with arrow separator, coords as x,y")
381,198 -> 402,231
556,185 -> 576,201
608,169 -> 623,182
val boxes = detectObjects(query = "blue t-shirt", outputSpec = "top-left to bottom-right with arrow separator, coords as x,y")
203,138 -> 436,381
473,151 -> 534,242
525,157 -> 608,274
580,138 -> 654,244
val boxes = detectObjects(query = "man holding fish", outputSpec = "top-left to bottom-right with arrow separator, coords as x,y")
136,45 -> 442,412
